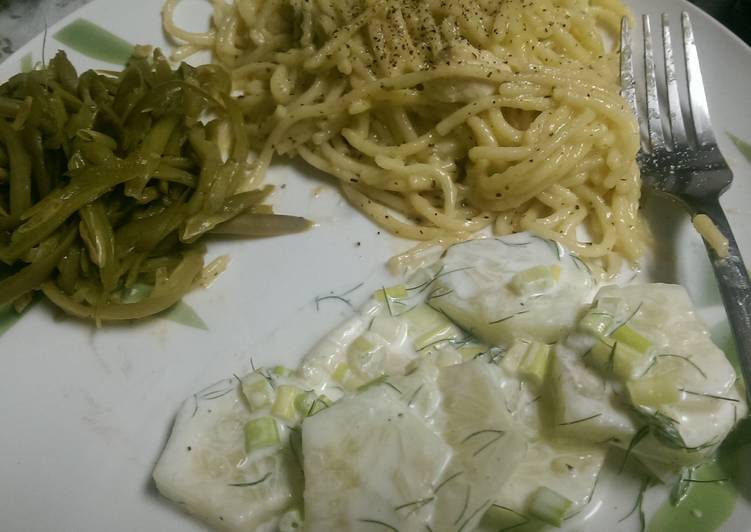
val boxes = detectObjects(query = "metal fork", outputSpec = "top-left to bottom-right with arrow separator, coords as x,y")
620,13 -> 751,395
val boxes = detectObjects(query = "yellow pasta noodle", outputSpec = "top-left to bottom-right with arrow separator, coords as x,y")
163,0 -> 648,271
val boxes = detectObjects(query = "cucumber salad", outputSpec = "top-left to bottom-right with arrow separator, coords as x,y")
153,237 -> 747,531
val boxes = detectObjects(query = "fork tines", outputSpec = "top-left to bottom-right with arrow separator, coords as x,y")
620,12 -> 717,153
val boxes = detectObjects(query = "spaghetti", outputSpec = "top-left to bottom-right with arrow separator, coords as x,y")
164,0 -> 648,272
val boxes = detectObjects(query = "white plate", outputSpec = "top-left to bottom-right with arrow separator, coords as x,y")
1,1 -> 750,531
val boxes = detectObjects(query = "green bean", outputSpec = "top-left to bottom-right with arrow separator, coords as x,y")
56,245 -> 81,294
0,225 -> 76,305
153,165 -> 198,188
0,96 -> 23,118
1,157 -> 157,261
212,213 -> 312,237
42,251 -> 202,321
79,201 -> 118,292
0,121 -> 32,216
49,51 -> 79,94
0,49 -> 309,323
21,126 -> 52,197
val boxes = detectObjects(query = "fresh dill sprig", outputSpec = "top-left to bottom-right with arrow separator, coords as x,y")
489,309 -> 530,325
558,413 -> 602,426
461,428 -> 506,444
394,496 -> 435,513
680,389 -> 740,402
379,286 -> 398,316
228,471 -> 272,487
314,282 -> 364,311
419,266 -> 474,294
427,287 -> 454,301
456,499 -> 492,532
474,433 -> 506,457
460,429 -> 507,456
658,354 -> 707,379
609,302 -> 643,337
542,238 -> 565,260
407,265 -> 444,292
314,294 -> 353,311
407,384 -> 424,407
384,381 -> 403,395
191,394 -> 199,417
618,474 -> 651,531
200,386 -> 235,401
570,253 -> 592,276
454,485 -> 472,525
433,471 -> 463,494
619,426 -> 649,473
494,238 -> 532,247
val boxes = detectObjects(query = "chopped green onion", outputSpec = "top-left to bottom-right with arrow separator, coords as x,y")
589,336 -> 650,380
414,323 -> 457,351
527,486 -> 572,527
358,374 -> 389,391
294,391 -> 316,415
578,310 -> 614,336
510,265 -> 558,296
611,324 -> 651,354
403,304 -> 452,336
436,346 -> 464,367
332,361 -> 366,390
627,377 -> 681,407
333,361 -> 350,382
271,385 -> 303,423
457,342 -> 487,361
500,339 -> 530,373
373,284 -> 408,301
369,316 -> 407,344
241,373 -> 274,411
347,333 -> 386,380
519,342 -> 551,387
595,296 -> 627,315
271,366 -> 294,377
243,416 -> 280,453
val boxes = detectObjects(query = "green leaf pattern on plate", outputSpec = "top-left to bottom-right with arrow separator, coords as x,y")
647,460 -> 736,532
0,303 -> 23,337
728,132 -> 751,163
160,300 -> 209,331
53,18 -> 133,64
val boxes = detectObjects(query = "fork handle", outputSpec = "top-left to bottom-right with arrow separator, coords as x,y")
691,200 -> 751,397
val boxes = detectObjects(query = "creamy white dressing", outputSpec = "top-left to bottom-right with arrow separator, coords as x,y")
153,236 -> 747,531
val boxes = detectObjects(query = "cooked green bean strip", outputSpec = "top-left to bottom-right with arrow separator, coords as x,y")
182,186 -> 274,241
42,251 -> 202,321
0,49 -> 305,323
0,96 -> 23,117
0,213 -> 20,231
0,121 -> 32,216
1,158 -> 157,262
57,245 -> 81,294
22,127 -> 52,197
49,51 -> 79,94
76,129 -> 118,150
125,114 -> 181,200
153,165 -> 198,187
212,213 -> 312,237
0,225 -> 76,305
79,201 -> 118,291
76,140 -> 117,165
